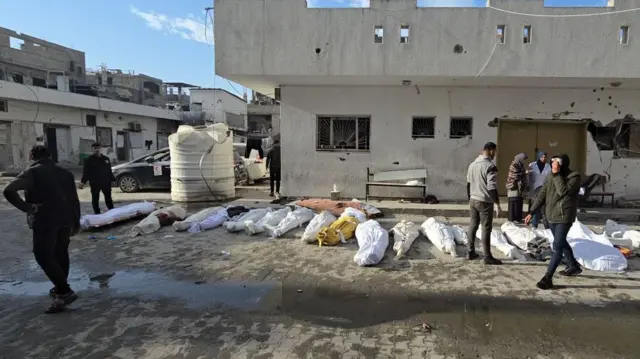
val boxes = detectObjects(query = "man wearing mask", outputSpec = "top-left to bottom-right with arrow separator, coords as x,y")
266,139 -> 281,197
3,145 -> 81,313
525,154 -> 582,290
79,143 -> 115,214
466,142 -> 504,265
528,151 -> 551,228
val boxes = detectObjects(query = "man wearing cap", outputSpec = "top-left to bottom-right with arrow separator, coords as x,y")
466,142 -> 504,265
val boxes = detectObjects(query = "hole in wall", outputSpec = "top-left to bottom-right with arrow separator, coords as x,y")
453,44 -> 464,54
315,48 -> 321,54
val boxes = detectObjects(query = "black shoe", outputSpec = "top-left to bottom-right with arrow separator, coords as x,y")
536,276 -> 554,290
467,251 -> 480,260
269,193 -> 274,197
483,256 -> 503,265
559,266 -> 583,277
44,291 -> 78,314
49,287 -> 56,298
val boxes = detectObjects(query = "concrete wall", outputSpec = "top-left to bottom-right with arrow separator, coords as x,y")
280,85 -> 640,201
0,99 -> 163,169
0,80 -> 180,120
0,27 -> 86,86
248,104 -> 281,135
86,71 -> 164,107
190,89 -> 247,130
215,0 -> 640,80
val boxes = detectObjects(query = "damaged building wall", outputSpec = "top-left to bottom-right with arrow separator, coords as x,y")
0,100 -> 162,169
215,0 -> 640,85
281,85 -> 640,200
0,27 -> 86,87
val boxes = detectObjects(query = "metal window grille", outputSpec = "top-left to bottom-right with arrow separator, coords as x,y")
316,116 -> 370,151
449,117 -> 473,139
412,117 -> 435,138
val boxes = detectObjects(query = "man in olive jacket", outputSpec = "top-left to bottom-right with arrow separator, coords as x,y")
525,153 -> 582,290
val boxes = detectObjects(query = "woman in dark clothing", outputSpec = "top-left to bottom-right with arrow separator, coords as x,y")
506,153 -> 528,222
525,154 -> 582,290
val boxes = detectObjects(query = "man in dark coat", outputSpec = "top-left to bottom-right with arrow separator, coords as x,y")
266,140 -> 281,196
525,154 -> 582,290
79,142 -> 115,214
3,145 -> 81,313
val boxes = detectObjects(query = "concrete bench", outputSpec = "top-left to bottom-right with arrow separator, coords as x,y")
365,167 -> 427,202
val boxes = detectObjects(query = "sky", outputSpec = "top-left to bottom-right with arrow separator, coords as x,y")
2,0 -> 609,97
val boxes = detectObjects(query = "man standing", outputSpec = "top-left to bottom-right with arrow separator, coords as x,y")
79,142 -> 115,214
525,154 -> 582,290
3,145 -> 81,313
466,142 -> 504,265
266,139 -> 281,197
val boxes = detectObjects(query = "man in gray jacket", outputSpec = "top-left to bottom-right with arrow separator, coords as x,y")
466,142 -> 504,265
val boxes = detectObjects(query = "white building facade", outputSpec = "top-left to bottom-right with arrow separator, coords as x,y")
0,80 -> 180,170
190,88 -> 248,140
215,0 -> 640,201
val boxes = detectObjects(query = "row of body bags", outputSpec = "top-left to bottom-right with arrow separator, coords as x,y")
420,217 -> 631,273
300,207 -> 389,267
171,205 -> 316,238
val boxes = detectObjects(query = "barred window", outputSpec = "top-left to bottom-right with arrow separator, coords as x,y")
449,117 -> 473,139
412,117 -> 435,138
316,116 -> 370,151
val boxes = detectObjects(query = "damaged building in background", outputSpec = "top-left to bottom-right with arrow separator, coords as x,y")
0,27 -> 181,170
215,0 -> 640,202
190,88 -> 248,142
85,66 -> 164,107
248,91 -> 280,141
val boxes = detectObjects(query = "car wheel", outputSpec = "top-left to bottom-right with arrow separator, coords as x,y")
118,174 -> 140,193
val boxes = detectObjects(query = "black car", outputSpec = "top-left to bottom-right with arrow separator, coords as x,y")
111,148 -> 171,193
112,147 -> 247,193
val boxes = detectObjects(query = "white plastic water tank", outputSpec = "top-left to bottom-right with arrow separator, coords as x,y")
169,124 -> 235,202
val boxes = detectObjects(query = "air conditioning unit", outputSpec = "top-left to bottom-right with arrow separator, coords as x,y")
128,122 -> 142,131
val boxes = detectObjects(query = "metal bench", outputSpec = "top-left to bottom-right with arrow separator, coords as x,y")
365,167 -> 427,202
584,183 -> 615,208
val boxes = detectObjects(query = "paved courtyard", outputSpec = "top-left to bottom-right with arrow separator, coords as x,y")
1,182 -> 640,359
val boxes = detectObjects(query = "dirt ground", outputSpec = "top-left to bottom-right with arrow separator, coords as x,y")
1,181 -> 640,359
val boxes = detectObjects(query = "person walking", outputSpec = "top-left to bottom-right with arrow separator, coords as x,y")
528,151 -> 551,228
506,153 -> 529,222
79,143 -> 115,214
525,154 -> 582,290
3,145 -> 81,313
266,139 -> 281,197
466,142 -> 504,265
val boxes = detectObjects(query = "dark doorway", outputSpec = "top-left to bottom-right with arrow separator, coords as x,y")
116,131 -> 129,162
46,127 -> 58,163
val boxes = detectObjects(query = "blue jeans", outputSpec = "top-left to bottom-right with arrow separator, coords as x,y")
530,188 -> 549,229
546,223 -> 580,277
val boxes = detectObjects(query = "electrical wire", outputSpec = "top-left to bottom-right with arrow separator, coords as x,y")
487,4 -> 640,18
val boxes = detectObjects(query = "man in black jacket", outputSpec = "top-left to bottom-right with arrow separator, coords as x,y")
79,142 -> 115,214
3,145 -> 81,314
266,140 -> 281,197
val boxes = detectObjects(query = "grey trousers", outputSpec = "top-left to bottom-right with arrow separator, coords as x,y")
467,199 -> 494,256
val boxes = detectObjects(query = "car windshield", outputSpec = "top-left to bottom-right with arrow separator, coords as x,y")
137,150 -> 169,163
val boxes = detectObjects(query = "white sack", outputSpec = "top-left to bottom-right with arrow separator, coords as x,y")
604,219 -> 640,249
173,207 -> 222,231
391,220 -> 420,258
500,221 -> 537,250
245,207 -> 291,235
188,209 -> 229,233
562,219 -> 627,272
341,207 -> 367,223
354,220 -> 389,266
476,226 -> 522,259
80,201 -> 156,229
351,198 -> 382,217
301,211 -> 337,243
131,205 -> 186,237
225,208 -> 272,232
540,220 -> 627,272
420,218 -> 457,257
270,207 -> 315,238
450,225 -> 468,246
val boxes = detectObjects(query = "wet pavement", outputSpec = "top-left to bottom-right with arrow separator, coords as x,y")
1,182 -> 640,358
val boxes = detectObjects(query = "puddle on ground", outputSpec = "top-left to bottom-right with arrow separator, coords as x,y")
0,270 -> 281,311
